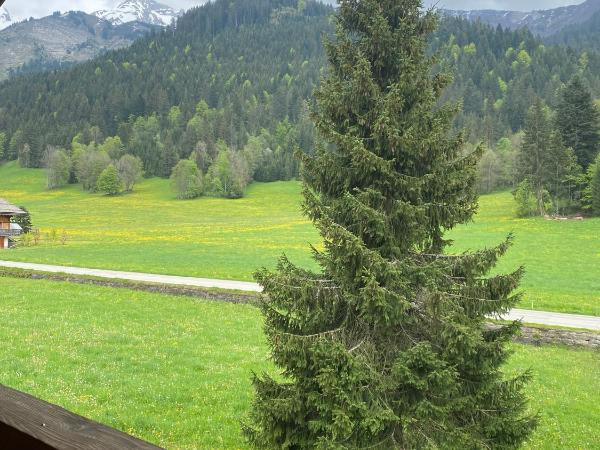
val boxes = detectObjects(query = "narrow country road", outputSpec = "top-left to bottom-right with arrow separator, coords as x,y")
2,260 -> 599,331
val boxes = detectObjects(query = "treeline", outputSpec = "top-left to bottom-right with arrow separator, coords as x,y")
475,75 -> 600,217
41,103 -> 302,198
3,0 -> 600,197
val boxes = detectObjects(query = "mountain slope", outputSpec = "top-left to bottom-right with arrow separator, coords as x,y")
94,0 -> 183,26
0,6 -> 13,30
0,11 -> 158,80
546,9 -> 600,51
443,0 -> 600,37
1,0 -> 600,171
0,0 -> 331,169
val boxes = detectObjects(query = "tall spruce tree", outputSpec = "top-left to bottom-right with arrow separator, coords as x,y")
245,1 -> 536,448
556,75 -> 600,169
517,99 -> 555,215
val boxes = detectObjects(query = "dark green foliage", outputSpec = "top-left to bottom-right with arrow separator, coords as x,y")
546,10 -> 600,52
13,207 -> 32,234
515,97 -> 584,215
96,164 -> 122,195
0,132 -> 6,160
556,76 -> 600,169
516,99 -> 554,215
246,1 -> 536,448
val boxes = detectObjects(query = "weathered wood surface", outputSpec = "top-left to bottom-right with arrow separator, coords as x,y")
0,384 -> 163,450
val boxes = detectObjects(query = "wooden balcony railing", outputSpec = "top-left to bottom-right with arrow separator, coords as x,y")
0,384 -> 163,450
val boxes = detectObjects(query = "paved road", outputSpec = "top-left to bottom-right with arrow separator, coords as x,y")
2,260 -> 599,331
0,260 -> 261,292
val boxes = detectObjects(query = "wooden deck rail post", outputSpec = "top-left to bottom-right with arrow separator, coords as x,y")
0,384 -> 164,449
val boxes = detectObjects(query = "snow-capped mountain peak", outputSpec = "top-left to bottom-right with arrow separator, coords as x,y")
442,0 -> 600,37
0,7 -> 13,31
94,0 -> 182,27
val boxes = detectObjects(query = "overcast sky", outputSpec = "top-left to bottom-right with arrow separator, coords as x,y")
1,0 -> 586,21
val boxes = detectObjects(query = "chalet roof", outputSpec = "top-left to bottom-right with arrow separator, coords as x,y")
0,199 -> 26,216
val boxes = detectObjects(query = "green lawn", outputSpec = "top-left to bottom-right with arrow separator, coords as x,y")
0,162 -> 319,280
0,276 -> 598,449
0,161 -> 599,316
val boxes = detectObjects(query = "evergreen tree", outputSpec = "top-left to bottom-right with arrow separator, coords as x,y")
517,99 -> 554,215
588,155 -> 600,215
246,1 -> 535,448
14,207 -> 32,234
97,164 -> 122,195
0,132 -> 6,160
556,76 -> 600,169
547,133 -> 580,214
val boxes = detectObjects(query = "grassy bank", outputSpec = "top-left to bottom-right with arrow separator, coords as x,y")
1,162 -> 598,315
0,276 -> 598,449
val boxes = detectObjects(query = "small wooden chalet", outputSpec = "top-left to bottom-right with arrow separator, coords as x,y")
0,199 -> 25,249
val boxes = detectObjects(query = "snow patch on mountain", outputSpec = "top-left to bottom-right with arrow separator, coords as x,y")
442,0 -> 600,37
0,7 -> 13,31
94,0 -> 182,27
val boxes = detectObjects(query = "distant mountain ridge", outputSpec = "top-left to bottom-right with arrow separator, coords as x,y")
0,11 -> 158,80
94,0 -> 183,27
443,0 -> 600,37
0,1 -> 185,79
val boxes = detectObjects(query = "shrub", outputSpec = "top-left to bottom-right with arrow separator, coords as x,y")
97,164 -> 122,195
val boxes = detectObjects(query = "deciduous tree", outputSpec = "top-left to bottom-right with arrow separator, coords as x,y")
116,154 -> 143,192
97,164 -> 122,195
46,149 -> 72,189
170,159 -> 203,199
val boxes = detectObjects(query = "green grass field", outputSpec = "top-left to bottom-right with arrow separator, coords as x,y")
0,161 -> 599,316
0,276 -> 598,449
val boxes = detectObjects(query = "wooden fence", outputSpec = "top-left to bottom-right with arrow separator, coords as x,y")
0,384 -> 163,449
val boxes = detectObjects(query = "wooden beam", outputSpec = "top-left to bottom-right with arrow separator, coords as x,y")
0,384 -> 164,449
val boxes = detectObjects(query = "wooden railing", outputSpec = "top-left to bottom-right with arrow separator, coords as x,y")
0,384 -> 163,450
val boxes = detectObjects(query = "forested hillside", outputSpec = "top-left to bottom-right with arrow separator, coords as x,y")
546,10 -> 600,52
1,0 -> 600,183
0,0 -> 329,181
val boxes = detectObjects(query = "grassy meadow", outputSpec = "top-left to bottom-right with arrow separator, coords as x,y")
0,276 -> 598,449
0,161 -> 599,316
